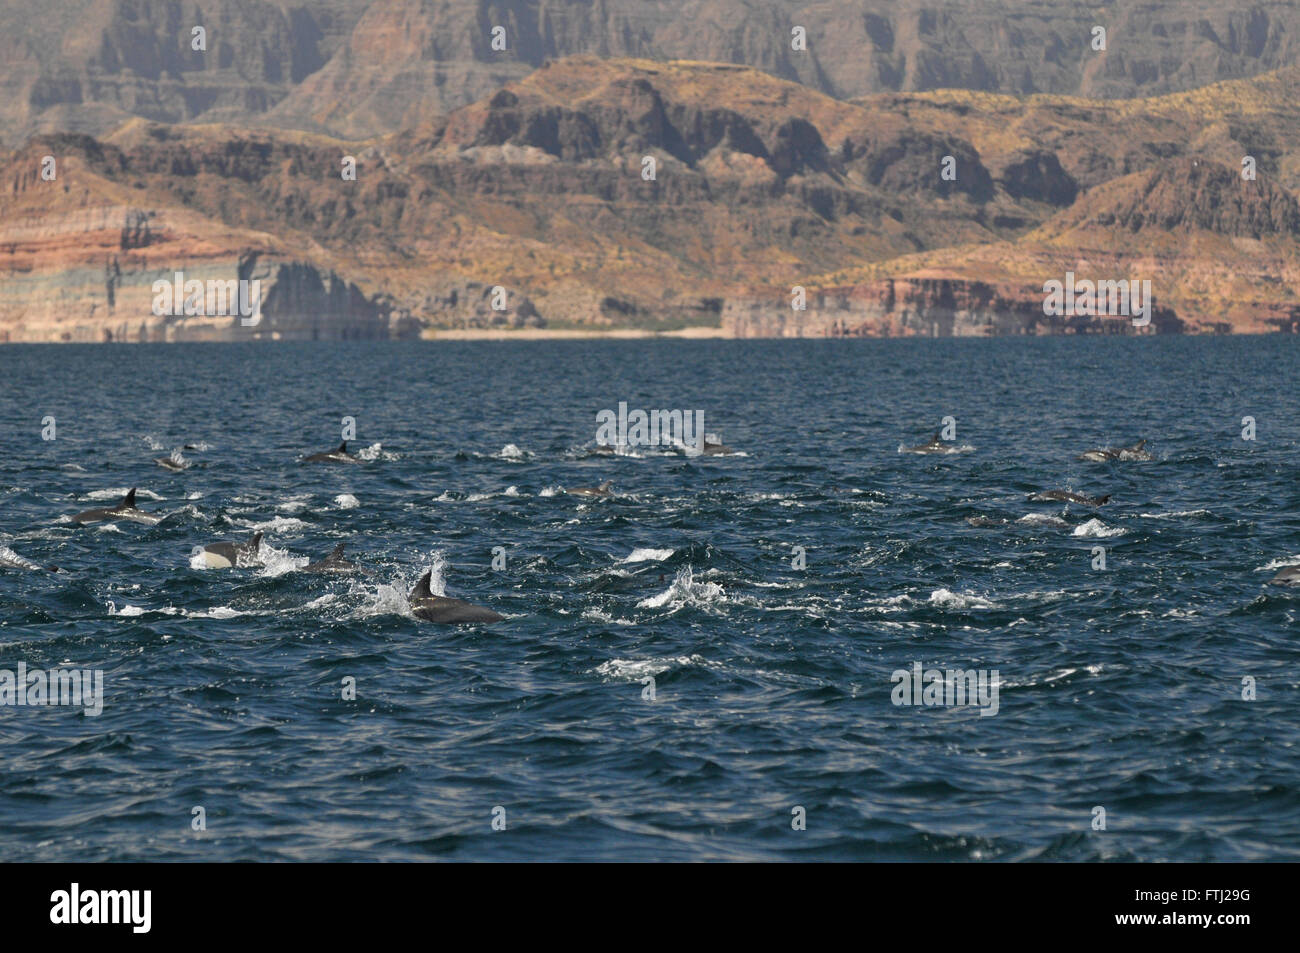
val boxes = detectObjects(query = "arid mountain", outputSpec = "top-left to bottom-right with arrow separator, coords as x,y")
4,0 -> 1300,146
2,56 -> 1299,341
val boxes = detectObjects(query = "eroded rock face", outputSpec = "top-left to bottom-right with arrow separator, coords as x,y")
987,150 -> 1078,206
4,0 -> 1300,145
1061,158 -> 1300,237
723,279 -> 1184,338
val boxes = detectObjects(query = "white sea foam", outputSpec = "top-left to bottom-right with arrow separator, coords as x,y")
0,545 -> 41,570
1260,555 -> 1300,571
1017,513 -> 1070,528
622,547 -> 674,564
255,541 -> 309,577
1071,518 -> 1126,538
636,566 -> 725,610
928,588 -> 998,609
333,494 -> 360,509
246,516 -> 309,534
581,607 -> 638,626
276,494 -> 312,514
593,655 -> 707,680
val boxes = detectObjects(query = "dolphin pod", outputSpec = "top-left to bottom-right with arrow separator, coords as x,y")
16,425 -> 1291,627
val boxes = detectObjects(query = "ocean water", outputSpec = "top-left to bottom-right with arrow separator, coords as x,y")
0,335 -> 1296,862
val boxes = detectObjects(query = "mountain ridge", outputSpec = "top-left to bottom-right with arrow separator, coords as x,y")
3,55 -> 1299,341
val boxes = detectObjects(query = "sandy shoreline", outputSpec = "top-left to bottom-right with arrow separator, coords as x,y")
421,326 -> 731,340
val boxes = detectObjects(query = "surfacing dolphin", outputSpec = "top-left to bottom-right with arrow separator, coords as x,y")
1078,439 -> 1152,462
199,532 -> 263,569
407,570 -> 505,624
304,441 -> 361,464
567,480 -> 613,497
1268,566 -> 1300,586
903,432 -> 956,455
702,437 -> 735,455
155,448 -> 191,471
1029,490 -> 1112,507
303,543 -> 356,574
71,488 -> 161,526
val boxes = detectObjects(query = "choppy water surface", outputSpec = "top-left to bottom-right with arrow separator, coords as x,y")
0,336 -> 1297,861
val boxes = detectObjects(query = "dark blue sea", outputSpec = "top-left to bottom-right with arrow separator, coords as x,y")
1,336 -> 1297,861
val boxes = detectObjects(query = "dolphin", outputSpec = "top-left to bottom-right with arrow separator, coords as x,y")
1268,566 -> 1300,586
1029,490 -> 1111,506
967,516 -> 1010,527
199,532 -> 263,569
904,432 -> 953,454
71,488 -> 161,525
1079,439 -> 1152,462
567,480 -> 613,497
702,437 -> 734,455
303,543 -> 356,574
408,570 -> 505,624
155,449 -> 191,471
304,441 -> 361,464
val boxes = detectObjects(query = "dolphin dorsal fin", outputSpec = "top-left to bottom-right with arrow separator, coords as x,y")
1134,439 -> 1146,449
250,532 -> 263,548
122,488 -> 137,508
330,543 -> 345,558
599,480 -> 612,491
336,441 -> 348,453
411,570 -> 433,600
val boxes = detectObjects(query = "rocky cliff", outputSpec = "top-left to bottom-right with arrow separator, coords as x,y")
723,278 -> 1184,338
5,1 -> 1300,145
